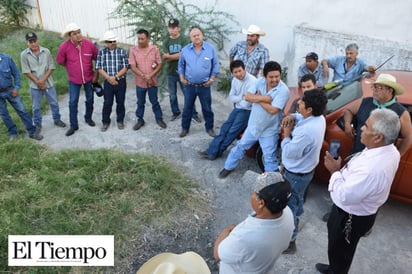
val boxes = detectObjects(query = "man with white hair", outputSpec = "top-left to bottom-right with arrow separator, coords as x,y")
56,22 -> 99,136
229,24 -> 269,77
96,30 -> 129,132
316,108 -> 401,274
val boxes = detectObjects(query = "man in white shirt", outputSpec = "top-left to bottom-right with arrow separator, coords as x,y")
316,108 -> 401,274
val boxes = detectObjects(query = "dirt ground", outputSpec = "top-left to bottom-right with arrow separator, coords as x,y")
38,75 -> 412,274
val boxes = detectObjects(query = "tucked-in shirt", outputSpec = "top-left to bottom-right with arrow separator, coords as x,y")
229,72 -> 256,110
297,62 -> 328,86
128,44 -> 161,88
229,41 -> 269,77
96,47 -> 129,76
178,41 -> 219,84
329,144 -> 400,216
218,207 -> 294,274
56,39 -> 98,84
326,56 -> 367,85
20,46 -> 55,89
162,35 -> 189,75
247,78 -> 290,137
0,53 -> 21,90
281,113 -> 326,173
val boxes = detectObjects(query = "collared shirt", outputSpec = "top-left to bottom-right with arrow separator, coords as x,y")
229,41 -> 269,77
0,53 -> 20,90
128,44 -> 161,88
326,56 -> 367,85
229,72 -> 256,110
56,39 -> 98,84
247,78 -> 290,137
329,144 -> 400,216
96,47 -> 129,76
297,62 -> 328,86
20,46 -> 55,89
281,114 -> 326,173
162,35 -> 189,75
178,41 -> 219,84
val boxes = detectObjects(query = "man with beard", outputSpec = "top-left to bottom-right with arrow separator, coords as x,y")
229,24 -> 269,77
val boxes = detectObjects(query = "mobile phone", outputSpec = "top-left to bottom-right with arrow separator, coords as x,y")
329,140 -> 341,160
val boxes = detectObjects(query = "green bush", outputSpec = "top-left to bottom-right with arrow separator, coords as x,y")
0,0 -> 32,26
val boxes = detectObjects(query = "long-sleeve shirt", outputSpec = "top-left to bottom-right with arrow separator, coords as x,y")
20,46 -> 55,89
329,144 -> 400,216
56,39 -> 98,84
281,113 -> 326,173
0,53 -> 20,90
178,41 -> 219,84
229,72 -> 256,110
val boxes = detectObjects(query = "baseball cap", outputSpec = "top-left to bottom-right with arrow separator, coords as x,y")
254,172 -> 291,213
25,32 -> 38,41
305,52 -> 318,61
168,18 -> 179,27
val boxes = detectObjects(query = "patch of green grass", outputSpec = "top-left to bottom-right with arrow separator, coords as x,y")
0,140 -> 205,272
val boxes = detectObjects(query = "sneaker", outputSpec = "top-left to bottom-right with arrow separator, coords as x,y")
207,129 -> 216,137
29,132 -> 43,141
54,120 -> 66,127
218,168 -> 233,179
192,116 -> 202,123
170,113 -> 181,121
282,240 -> 297,254
156,119 -> 167,128
133,121 -> 144,131
101,124 -> 109,132
65,126 -> 79,136
118,122 -> 125,130
85,119 -> 96,127
315,263 -> 330,274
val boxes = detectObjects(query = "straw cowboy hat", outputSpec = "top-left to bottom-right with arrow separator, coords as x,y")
242,24 -> 266,36
136,251 -> 210,274
100,30 -> 118,42
372,73 -> 405,95
62,22 -> 80,38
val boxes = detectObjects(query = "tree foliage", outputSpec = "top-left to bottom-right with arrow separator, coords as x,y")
113,0 -> 238,50
0,0 -> 32,26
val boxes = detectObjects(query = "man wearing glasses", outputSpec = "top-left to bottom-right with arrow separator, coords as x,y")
96,31 -> 129,131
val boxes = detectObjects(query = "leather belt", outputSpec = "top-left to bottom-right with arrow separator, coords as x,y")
188,82 -> 205,87
0,86 -> 12,92
284,168 -> 314,177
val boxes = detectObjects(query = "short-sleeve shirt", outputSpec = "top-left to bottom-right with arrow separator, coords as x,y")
327,56 -> 367,85
21,46 -> 56,89
162,35 -> 189,75
128,44 -> 161,87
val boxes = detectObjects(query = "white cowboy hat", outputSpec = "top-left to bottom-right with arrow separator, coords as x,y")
62,22 -> 80,38
372,73 -> 404,95
100,30 -> 118,42
242,24 -> 266,36
136,251 -> 210,274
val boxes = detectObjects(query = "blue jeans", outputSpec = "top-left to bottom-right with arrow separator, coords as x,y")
102,79 -> 126,124
284,169 -> 315,240
181,85 -> 213,131
0,89 -> 35,136
206,108 -> 250,159
167,74 -> 198,117
135,86 -> 163,123
68,81 -> 94,128
30,86 -> 61,126
224,128 -> 279,171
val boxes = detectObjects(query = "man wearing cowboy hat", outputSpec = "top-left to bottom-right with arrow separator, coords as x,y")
229,24 -> 269,78
343,73 -> 412,156
96,30 -> 129,132
56,22 -> 99,136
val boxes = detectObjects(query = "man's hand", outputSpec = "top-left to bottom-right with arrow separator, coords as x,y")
324,151 -> 342,174
281,115 -> 295,137
213,224 -> 236,261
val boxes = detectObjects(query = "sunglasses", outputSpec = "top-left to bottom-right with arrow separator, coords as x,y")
105,41 -> 117,44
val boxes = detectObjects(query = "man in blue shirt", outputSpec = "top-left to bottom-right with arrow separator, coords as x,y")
178,26 -> 219,137
280,88 -> 328,254
297,52 -> 328,87
0,53 -> 42,141
321,43 -> 375,85
219,61 -> 290,178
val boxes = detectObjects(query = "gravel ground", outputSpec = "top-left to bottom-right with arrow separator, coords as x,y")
37,75 -> 412,274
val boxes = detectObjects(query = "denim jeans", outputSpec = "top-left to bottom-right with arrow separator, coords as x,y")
0,89 -> 35,136
206,108 -> 250,159
224,128 -> 279,171
284,169 -> 315,240
102,79 -> 126,124
30,86 -> 61,126
167,74 -> 198,117
135,86 -> 163,123
68,81 -> 94,128
181,85 -> 213,131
